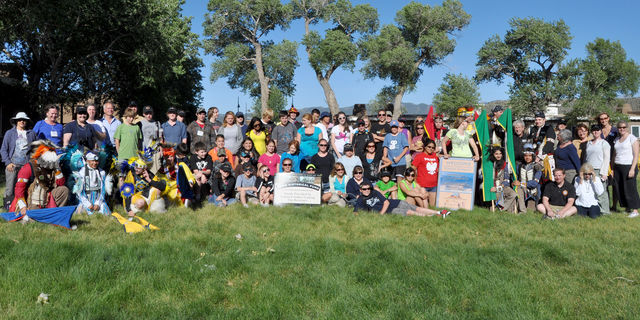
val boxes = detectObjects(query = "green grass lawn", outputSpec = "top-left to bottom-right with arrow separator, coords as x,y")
1,203 -> 639,319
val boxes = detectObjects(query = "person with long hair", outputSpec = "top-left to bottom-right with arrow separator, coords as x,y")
297,113 -> 323,166
442,117 -> 479,160
584,124 -> 611,214
330,111 -> 351,158
234,137 -> 260,169
597,112 -> 618,145
410,124 -> 426,156
280,140 -> 303,173
258,139 -> 281,174
612,120 -> 640,218
490,147 -> 517,212
574,163 -> 605,219
397,167 -> 430,208
247,117 -> 268,155
572,123 -> 591,161
221,111 -> 244,154
328,162 -> 350,207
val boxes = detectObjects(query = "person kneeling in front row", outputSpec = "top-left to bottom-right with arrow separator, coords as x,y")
354,181 -> 447,217
536,168 -> 578,219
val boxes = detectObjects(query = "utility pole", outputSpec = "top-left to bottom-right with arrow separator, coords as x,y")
237,97 -> 240,114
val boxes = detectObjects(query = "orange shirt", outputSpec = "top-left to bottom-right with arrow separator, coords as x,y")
208,147 -> 236,169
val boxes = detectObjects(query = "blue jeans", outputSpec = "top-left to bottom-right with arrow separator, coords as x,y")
208,196 -> 237,207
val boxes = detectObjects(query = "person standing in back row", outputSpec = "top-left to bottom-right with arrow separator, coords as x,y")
383,120 -> 410,181
187,108 -> 216,154
1,112 -> 36,209
272,110 -> 298,155
612,120 -> 640,218
162,107 -> 187,146
33,105 -> 64,146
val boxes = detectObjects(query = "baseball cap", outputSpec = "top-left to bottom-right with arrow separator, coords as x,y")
128,101 -> 138,107
558,119 -> 567,125
196,108 -> 206,114
492,105 -> 504,113
143,106 -> 153,114
590,124 -> 602,132
389,120 -> 399,127
76,106 -> 88,115
177,110 -> 186,117
240,151 -> 250,158
386,111 -> 393,116
217,148 -> 227,156
357,119 -> 365,126
167,107 -> 177,114
344,143 -> 353,151
236,111 -> 244,118
242,163 -> 254,172
534,111 -> 545,119
220,163 -> 232,173
320,111 -> 330,119
305,163 -> 316,171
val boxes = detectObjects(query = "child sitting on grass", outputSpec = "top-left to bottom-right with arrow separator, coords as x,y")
189,142 -> 213,205
235,163 -> 259,207
375,170 -> 397,199
255,165 -> 274,206
355,181 -> 448,217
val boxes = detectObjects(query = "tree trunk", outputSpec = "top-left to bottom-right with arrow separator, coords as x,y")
318,76 -> 340,116
254,42 -> 270,115
392,86 -> 405,120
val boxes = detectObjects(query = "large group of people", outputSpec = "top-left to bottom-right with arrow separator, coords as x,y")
1,101 -> 639,222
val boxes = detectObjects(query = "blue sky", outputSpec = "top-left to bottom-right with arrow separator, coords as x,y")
182,0 -> 640,114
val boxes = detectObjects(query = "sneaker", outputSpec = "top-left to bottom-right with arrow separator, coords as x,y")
628,212 -> 639,218
439,209 -> 450,219
542,214 -> 556,220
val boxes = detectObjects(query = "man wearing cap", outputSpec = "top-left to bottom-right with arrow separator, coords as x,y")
187,108 -> 216,154
235,162 -> 259,207
528,111 -> 556,157
383,120 -> 410,180
33,105 -> 64,146
371,109 -> 391,156
236,111 -> 248,135
162,107 -> 188,146
127,101 -> 144,125
289,107 -> 301,129
315,111 -> 332,146
352,118 -> 374,157
272,110 -> 297,155
1,112 -> 36,209
100,101 -> 121,146
177,110 -> 186,123
140,105 -> 163,147
62,106 -> 100,149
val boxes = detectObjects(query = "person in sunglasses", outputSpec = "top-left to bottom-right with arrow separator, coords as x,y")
370,109 -> 391,156
256,165 -> 275,205
281,158 -> 295,173
235,163 -> 259,207
354,181 -> 447,217
311,139 -> 335,196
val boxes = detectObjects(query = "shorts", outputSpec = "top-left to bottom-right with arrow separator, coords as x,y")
392,165 -> 406,178
390,201 -> 416,216
424,186 -> 437,192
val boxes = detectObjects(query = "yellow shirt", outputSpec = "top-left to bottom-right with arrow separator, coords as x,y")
248,130 -> 267,155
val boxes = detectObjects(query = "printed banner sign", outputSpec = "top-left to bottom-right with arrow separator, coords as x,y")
273,172 -> 322,206
436,157 -> 477,211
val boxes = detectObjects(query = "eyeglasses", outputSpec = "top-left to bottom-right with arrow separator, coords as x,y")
354,171 -> 363,175
407,174 -> 415,177
338,117 -> 346,120
618,126 -> 627,129
283,163 -> 292,167
378,113 -> 385,117
319,144 -> 328,147
366,145 -> 375,148
360,187 -> 371,191
262,169 -> 270,173
307,169 -> 316,171
244,169 -> 254,172
336,168 -> 344,171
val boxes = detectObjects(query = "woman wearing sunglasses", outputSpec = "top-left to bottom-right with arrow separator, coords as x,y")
612,120 -> 640,218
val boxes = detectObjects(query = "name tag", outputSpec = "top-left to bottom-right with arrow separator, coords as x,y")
51,130 -> 58,137
197,130 -> 204,136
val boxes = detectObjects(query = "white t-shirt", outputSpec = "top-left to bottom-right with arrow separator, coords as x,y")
331,125 -> 350,154
614,134 -> 637,165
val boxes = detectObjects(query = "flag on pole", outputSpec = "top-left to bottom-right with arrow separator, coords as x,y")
424,105 -> 435,140
497,108 -> 517,181
475,110 -> 497,202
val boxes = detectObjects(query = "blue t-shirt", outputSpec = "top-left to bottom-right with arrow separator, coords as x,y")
162,121 -> 187,145
383,133 -> 409,166
280,152 -> 302,173
298,126 -> 321,158
354,190 -> 399,213
63,121 -> 97,149
33,120 -> 63,146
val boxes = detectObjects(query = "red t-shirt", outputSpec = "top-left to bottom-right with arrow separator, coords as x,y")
412,152 -> 439,188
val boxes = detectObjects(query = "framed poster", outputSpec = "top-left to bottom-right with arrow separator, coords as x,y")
273,172 -> 322,206
435,157 -> 477,211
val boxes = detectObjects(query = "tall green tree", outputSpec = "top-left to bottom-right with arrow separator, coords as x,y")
432,73 -> 480,118
361,0 -> 470,119
203,0 -> 298,115
293,0 -> 378,116
566,38 -> 640,121
0,0 -> 202,113
475,17 -> 575,117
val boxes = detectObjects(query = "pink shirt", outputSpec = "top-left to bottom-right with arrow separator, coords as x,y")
258,153 -> 281,174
